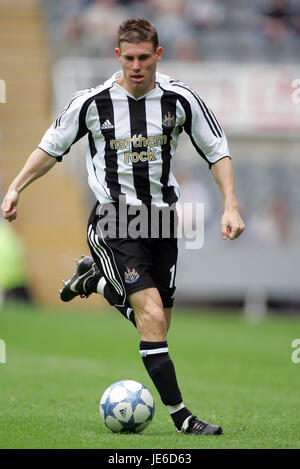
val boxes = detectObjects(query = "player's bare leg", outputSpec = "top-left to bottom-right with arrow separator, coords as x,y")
127,289 -> 172,338
129,287 -> 167,341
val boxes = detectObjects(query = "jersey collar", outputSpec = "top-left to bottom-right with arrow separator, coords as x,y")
105,71 -> 163,100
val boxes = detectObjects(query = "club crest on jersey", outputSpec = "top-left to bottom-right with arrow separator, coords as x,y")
162,112 -> 176,128
124,267 -> 140,284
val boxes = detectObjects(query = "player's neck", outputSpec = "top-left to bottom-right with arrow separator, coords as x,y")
117,77 -> 156,100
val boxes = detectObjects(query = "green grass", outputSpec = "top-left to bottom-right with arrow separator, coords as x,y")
0,303 -> 300,449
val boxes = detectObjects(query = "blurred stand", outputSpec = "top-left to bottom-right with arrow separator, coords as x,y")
256,0 -> 300,42
254,0 -> 300,62
149,0 -> 198,61
0,0 -> 107,308
64,0 -> 128,57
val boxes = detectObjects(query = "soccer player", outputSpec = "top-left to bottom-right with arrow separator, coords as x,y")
1,18 -> 245,435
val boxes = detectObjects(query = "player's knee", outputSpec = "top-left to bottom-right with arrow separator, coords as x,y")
137,306 -> 167,340
129,288 -> 167,338
148,306 -> 166,328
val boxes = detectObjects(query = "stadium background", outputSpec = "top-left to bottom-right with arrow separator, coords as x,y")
1,0 -> 300,451
0,0 -> 300,316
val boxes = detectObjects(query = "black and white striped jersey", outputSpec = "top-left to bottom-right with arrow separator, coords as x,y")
39,71 -> 230,207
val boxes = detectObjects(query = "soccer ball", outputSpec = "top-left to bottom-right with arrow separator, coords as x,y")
99,380 -> 155,433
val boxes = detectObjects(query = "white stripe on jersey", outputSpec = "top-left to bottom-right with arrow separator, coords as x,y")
144,87 -> 164,206
108,85 -> 136,205
86,100 -> 113,203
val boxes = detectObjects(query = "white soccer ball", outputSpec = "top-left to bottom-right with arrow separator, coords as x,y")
99,380 -> 155,433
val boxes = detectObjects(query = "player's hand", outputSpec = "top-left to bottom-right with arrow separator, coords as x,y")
1,189 -> 19,222
221,209 -> 245,240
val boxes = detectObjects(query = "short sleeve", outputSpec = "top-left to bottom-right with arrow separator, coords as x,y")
174,84 -> 230,168
38,90 -> 91,161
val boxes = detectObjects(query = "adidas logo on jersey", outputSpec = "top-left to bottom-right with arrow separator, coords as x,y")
101,119 -> 114,130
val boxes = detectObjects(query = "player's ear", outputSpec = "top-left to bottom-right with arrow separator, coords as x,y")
156,46 -> 163,62
115,48 -> 121,60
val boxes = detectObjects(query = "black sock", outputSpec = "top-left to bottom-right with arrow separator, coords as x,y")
87,274 -> 136,327
140,341 -> 182,406
115,304 -> 136,327
169,407 -> 193,431
139,341 -> 192,429
85,275 -> 99,293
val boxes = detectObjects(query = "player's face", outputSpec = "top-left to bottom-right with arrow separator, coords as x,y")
115,41 -> 163,99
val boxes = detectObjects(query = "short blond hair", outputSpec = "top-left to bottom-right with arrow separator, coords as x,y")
118,18 -> 159,51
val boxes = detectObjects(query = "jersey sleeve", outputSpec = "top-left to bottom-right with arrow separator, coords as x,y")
177,87 -> 230,168
38,91 -> 91,162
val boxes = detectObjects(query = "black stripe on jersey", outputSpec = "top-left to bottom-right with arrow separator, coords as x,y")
88,130 -> 111,199
128,97 -> 152,205
159,85 -> 211,167
88,130 -> 97,157
55,95 -> 96,161
170,82 -> 223,138
54,89 -> 90,129
176,93 -> 212,167
94,88 -> 122,201
54,95 -> 78,129
199,97 -> 223,136
160,89 -> 178,205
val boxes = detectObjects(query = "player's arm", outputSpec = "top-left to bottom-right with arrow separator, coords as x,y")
1,88 -> 92,223
211,156 -> 245,240
1,148 -> 57,222
176,87 -> 245,240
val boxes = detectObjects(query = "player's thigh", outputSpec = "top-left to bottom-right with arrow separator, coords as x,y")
128,287 -> 167,341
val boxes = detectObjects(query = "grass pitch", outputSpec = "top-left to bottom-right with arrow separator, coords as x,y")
0,303 -> 300,449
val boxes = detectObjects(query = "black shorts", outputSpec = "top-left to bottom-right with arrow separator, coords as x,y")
87,201 -> 178,309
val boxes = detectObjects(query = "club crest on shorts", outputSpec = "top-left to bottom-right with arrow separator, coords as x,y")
162,111 -> 175,128
124,267 -> 140,284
